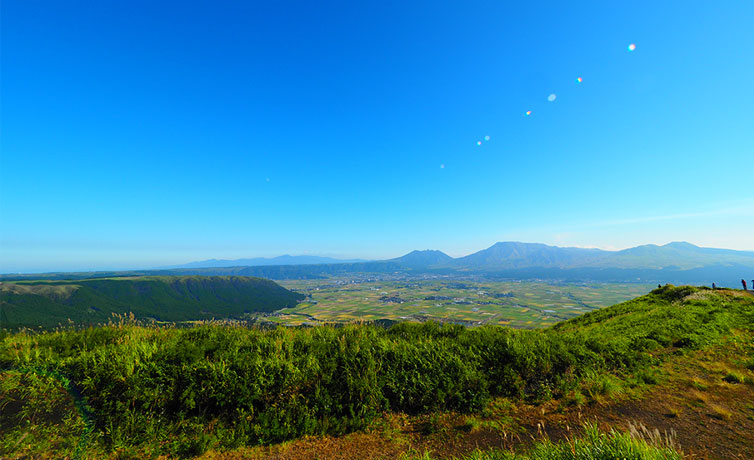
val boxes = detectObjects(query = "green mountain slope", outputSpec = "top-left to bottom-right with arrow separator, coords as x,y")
0,276 -> 304,329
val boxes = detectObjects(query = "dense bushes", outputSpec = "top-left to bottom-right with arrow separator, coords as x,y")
3,324 -> 602,455
1,285 -> 750,457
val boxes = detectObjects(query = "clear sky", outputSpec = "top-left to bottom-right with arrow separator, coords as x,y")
2,1 -> 754,272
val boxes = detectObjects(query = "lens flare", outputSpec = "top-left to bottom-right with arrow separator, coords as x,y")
484,135 -> 490,141
576,77 -> 583,83
440,164 -> 445,169
476,141 -> 482,146
547,94 -> 557,102
628,43 -> 636,51
525,110 -> 532,116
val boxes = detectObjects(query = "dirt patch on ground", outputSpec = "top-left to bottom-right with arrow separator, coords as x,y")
202,432 -> 405,460
517,360 -> 754,459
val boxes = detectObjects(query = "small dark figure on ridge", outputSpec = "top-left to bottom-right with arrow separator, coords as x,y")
743,279 -> 748,290
712,283 -> 716,289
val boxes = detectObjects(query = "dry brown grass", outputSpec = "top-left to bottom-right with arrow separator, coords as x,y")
709,404 -> 733,420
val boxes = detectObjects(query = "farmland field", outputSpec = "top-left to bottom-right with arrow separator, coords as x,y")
255,277 -> 656,328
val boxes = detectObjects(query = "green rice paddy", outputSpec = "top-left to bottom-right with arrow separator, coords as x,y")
260,278 -> 655,328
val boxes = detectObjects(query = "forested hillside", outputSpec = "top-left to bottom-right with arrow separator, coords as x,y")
0,276 -> 304,329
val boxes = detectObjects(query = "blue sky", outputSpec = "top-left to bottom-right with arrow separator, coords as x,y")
2,1 -> 753,272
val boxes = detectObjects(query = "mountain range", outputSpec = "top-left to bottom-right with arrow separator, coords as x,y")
440,241 -> 754,270
176,241 -> 754,271
3,242 -> 753,287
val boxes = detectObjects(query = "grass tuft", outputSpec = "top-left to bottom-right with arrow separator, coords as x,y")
723,371 -> 745,384
709,404 -> 733,420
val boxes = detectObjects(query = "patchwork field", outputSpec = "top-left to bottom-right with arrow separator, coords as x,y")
259,278 -> 655,328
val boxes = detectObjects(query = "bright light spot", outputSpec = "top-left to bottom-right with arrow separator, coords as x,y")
576,77 -> 583,83
477,141 -> 482,146
440,164 -> 445,169
628,43 -> 636,51
547,94 -> 557,102
484,135 -> 490,141
525,110 -> 532,116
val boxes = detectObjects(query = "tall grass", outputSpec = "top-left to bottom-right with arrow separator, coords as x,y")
400,423 -> 682,460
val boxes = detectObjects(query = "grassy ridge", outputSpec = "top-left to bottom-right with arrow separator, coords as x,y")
1,286 -> 752,458
0,276 -> 305,329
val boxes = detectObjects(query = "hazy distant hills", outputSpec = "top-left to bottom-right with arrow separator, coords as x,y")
449,241 -> 754,271
587,242 -> 754,270
165,255 -> 367,269
173,242 -> 754,272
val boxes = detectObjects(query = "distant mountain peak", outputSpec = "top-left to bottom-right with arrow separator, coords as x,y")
392,249 -> 453,267
406,249 -> 447,255
663,241 -> 699,249
454,241 -> 608,269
